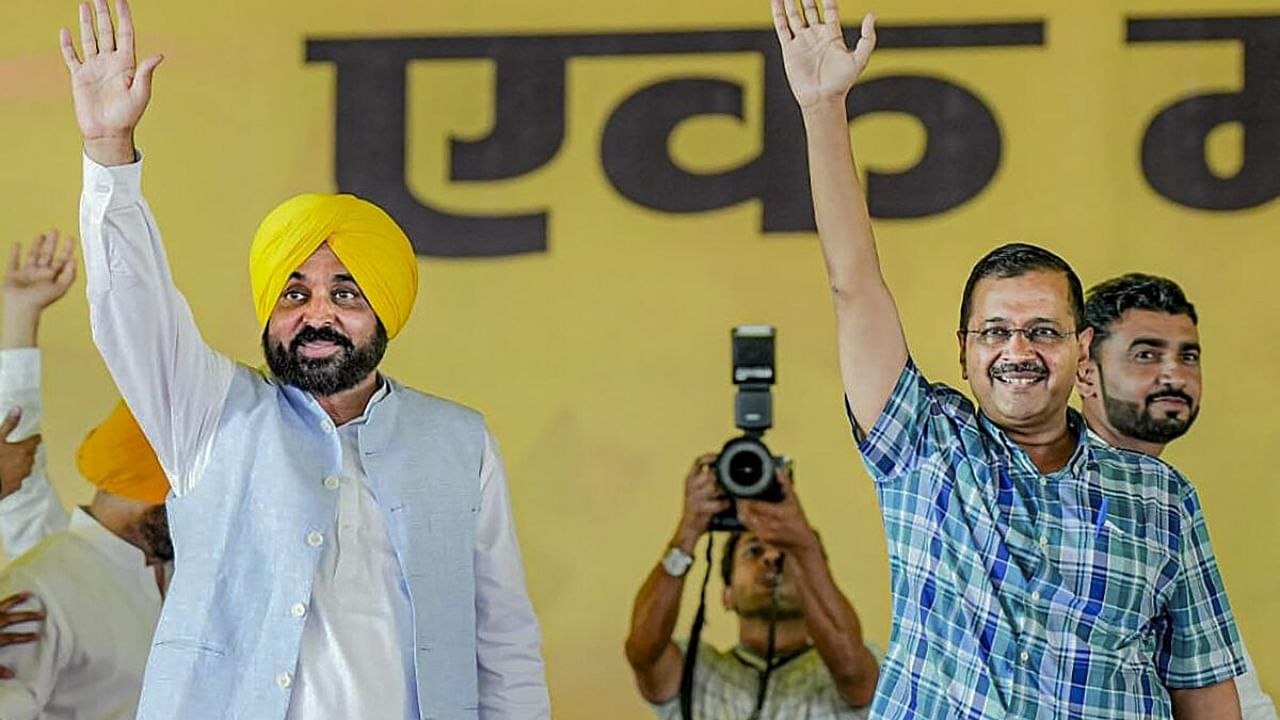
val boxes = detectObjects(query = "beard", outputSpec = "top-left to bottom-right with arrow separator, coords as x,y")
139,505 -> 174,563
263,322 -> 388,396
1100,370 -> 1199,444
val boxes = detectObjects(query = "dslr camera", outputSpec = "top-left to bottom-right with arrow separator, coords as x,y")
710,325 -> 789,531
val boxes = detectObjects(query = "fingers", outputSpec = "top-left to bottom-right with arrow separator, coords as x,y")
78,3 -> 98,58
0,665 -> 12,679
770,0 -> 793,43
801,0 -> 820,27
116,0 -> 135,55
94,0 -> 115,54
0,408 -> 21,439
0,632 -> 41,645
0,593 -> 31,613
0,611 -> 45,626
782,0 -> 806,33
133,54 -> 164,100
58,27 -> 82,71
8,243 -> 20,274
54,254 -> 78,290
821,0 -> 841,29
35,231 -> 55,267
851,13 -> 877,69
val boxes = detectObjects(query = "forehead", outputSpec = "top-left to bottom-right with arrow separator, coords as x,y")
969,271 -> 1074,324
290,243 -> 355,283
1103,309 -> 1199,346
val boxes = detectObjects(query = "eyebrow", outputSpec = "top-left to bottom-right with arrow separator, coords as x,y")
980,316 -> 1063,325
286,271 -> 357,284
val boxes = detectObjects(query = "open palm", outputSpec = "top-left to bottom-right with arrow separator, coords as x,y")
59,0 -> 162,142
3,231 -> 77,312
771,0 -> 876,108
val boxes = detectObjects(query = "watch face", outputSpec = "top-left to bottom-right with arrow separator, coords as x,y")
663,548 -> 692,576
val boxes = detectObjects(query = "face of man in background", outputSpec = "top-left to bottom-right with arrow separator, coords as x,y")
1078,309 -> 1201,450
722,532 -> 804,621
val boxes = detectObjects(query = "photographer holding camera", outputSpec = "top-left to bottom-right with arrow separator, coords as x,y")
625,454 -> 880,718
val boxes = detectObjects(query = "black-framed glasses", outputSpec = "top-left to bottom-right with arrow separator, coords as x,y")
959,325 -> 1079,347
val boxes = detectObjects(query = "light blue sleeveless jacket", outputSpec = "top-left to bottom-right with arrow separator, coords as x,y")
135,367 -> 485,719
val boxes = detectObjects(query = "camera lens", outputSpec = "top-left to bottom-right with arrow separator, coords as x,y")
716,437 -> 776,499
727,452 -> 763,486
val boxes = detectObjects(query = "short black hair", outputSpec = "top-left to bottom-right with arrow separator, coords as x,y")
958,243 -> 1085,331
720,531 -> 743,587
1085,273 -> 1197,357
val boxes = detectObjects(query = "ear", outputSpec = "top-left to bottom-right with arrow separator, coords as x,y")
721,586 -> 734,612
1077,326 -> 1095,362
1076,357 -> 1099,398
956,331 -> 969,380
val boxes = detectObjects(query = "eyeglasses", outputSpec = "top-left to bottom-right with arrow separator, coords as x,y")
959,326 -> 1079,347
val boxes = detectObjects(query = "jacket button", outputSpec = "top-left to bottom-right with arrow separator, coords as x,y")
291,603 -> 307,618
276,671 -> 293,689
306,531 -> 324,548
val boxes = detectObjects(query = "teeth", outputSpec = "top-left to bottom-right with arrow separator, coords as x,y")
995,376 -> 1042,385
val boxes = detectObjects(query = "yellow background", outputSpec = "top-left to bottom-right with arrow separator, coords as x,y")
2,0 -> 1277,716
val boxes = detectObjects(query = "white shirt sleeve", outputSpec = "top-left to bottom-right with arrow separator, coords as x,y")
0,349 -> 68,560
474,429 -> 551,719
78,155 -> 235,495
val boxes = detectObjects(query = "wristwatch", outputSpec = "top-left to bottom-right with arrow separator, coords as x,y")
661,546 -> 694,577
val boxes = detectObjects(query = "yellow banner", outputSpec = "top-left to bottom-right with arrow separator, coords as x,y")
2,0 -> 1277,715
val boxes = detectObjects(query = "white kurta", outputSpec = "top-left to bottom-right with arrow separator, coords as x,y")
0,509 -> 163,720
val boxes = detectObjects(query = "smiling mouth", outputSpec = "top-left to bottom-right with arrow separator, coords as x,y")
296,341 -> 343,359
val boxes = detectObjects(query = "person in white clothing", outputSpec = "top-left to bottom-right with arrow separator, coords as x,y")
1077,273 -> 1278,720
59,1 -> 548,717
0,230 -> 174,720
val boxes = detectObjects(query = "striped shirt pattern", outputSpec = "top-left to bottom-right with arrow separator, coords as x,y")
854,359 -> 1244,719
651,640 -> 877,720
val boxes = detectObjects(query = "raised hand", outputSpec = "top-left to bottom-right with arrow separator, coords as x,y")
672,454 -> 730,551
771,0 -> 876,109
736,470 -> 820,555
2,231 -> 77,350
4,231 -> 77,314
0,592 -> 45,678
59,0 -> 162,165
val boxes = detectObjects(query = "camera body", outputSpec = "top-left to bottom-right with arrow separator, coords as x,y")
710,326 -> 788,532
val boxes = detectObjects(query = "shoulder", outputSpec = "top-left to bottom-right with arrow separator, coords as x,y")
1089,438 -> 1191,500
386,379 -> 484,424
0,531 -> 92,594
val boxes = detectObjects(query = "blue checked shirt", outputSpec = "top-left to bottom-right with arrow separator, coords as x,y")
854,359 -> 1244,719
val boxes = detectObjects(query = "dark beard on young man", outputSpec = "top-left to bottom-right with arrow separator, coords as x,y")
263,322 -> 388,396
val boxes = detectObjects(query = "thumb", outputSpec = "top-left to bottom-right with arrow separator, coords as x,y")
0,407 -> 21,440
132,54 -> 164,99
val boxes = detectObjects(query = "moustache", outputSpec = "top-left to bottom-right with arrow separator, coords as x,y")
289,326 -> 354,354
990,361 -> 1049,379
1147,389 -> 1193,406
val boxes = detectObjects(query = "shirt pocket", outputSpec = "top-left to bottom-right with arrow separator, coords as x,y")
1055,514 -> 1174,653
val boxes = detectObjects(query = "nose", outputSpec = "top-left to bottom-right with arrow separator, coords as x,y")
300,294 -> 337,327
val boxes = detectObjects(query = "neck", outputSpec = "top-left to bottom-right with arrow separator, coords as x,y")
314,371 -> 380,425
738,616 -> 810,657
84,497 -> 153,563
1082,409 -> 1166,458
1002,415 -> 1078,474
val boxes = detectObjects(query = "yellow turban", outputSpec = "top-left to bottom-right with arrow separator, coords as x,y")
75,401 -> 169,506
249,194 -> 419,339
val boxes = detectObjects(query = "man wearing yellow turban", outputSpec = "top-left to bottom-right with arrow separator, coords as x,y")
1,231 -> 171,720
63,4 -> 548,719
